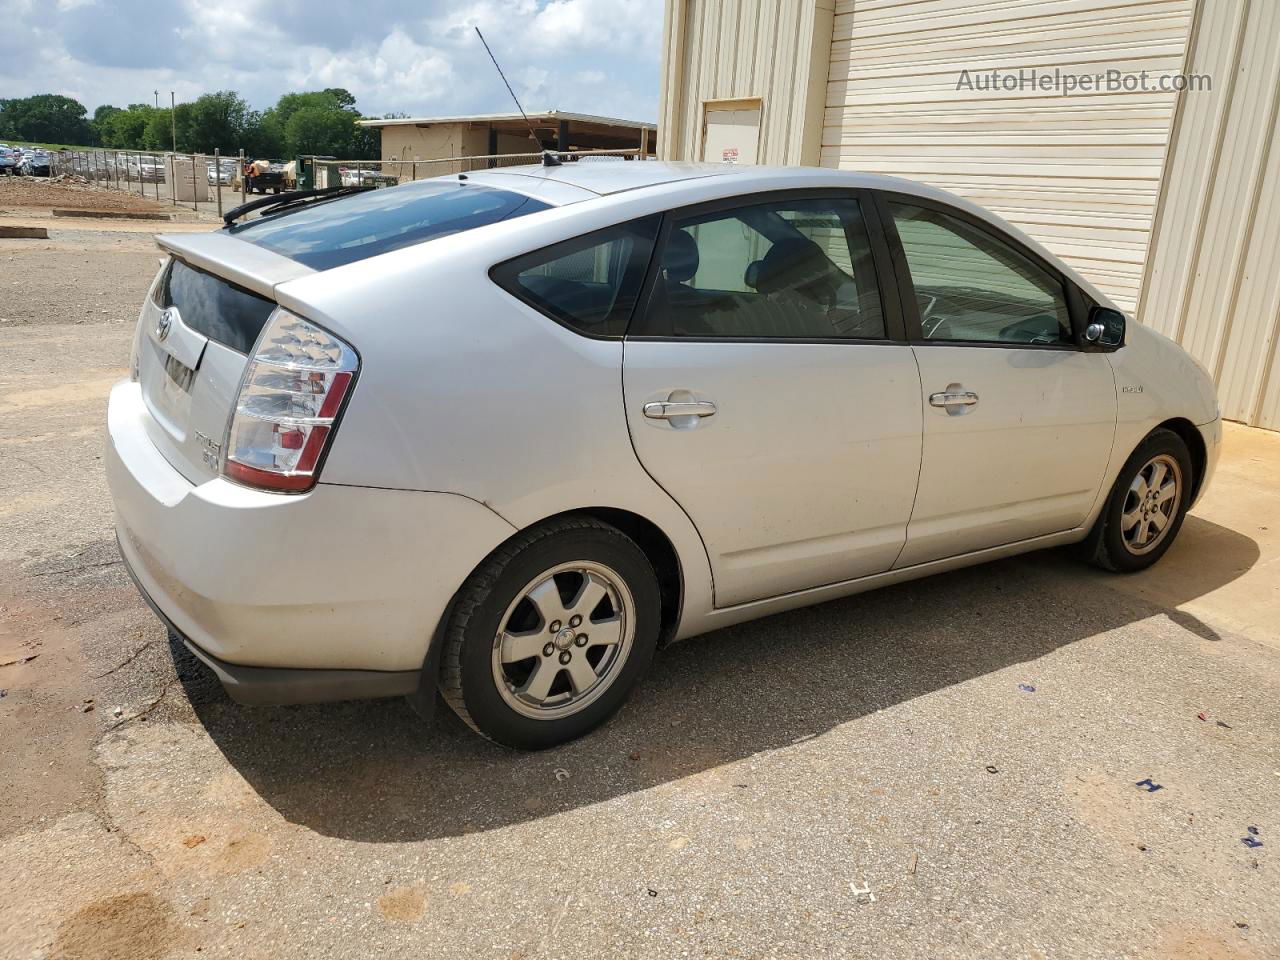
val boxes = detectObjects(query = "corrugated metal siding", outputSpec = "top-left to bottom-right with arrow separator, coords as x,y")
658,0 -> 833,165
1139,0 -> 1280,428
824,0 -> 1195,312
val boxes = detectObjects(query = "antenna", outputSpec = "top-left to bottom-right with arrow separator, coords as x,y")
475,26 -> 562,167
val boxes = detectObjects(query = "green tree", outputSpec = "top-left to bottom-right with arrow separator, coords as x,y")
100,104 -> 154,149
0,94 -> 93,145
257,88 -> 372,159
283,105 -> 355,156
182,91 -> 257,153
92,104 -> 121,144
322,87 -> 357,110
143,107 -> 177,151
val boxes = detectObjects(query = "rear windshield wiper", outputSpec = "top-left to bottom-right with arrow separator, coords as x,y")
222,185 -> 374,227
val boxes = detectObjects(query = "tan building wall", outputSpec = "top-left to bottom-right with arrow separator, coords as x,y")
377,123 -> 490,162
660,0 -> 1280,429
658,0 -> 834,165
1138,0 -> 1280,430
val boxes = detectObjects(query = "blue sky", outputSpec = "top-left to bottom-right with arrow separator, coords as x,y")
0,0 -> 664,122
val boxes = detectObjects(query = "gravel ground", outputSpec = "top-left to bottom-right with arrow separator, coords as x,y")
1,229 -> 162,326
1,230 -> 1278,960
0,176 -> 169,214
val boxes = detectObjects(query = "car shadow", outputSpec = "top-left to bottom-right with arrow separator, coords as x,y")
178,515 -> 1259,842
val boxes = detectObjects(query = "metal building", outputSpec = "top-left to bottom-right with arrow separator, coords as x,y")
659,0 -> 1280,429
360,111 -> 657,164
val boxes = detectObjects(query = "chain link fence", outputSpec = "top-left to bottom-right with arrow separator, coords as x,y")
42,147 -> 649,219
48,148 -> 251,217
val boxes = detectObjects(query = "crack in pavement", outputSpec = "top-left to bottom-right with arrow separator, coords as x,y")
92,638 -> 158,680
105,677 -> 181,732
31,558 -> 123,577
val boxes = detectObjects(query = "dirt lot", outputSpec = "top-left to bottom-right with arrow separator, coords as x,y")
1,222 -> 1279,960
0,176 -> 169,214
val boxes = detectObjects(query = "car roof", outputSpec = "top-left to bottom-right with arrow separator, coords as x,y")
470,160 -> 939,198
471,160 -> 734,196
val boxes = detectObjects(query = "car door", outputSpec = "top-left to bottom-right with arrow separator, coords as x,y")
623,191 -> 923,607
877,195 -> 1118,569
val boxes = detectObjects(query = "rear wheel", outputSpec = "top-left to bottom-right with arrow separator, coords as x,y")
439,517 -> 660,749
1084,428 -> 1193,572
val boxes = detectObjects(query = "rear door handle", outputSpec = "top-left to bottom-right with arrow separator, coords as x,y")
928,390 -> 979,408
643,400 -> 717,420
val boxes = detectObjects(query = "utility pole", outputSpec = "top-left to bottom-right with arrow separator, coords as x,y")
169,91 -> 177,153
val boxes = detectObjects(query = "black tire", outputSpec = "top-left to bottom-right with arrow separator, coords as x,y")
439,517 -> 661,749
1083,427 -> 1193,573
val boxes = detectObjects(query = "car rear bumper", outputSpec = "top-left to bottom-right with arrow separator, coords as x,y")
106,379 -> 517,685
119,546 -> 419,705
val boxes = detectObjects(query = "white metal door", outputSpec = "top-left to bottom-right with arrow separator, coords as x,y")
701,102 -> 761,165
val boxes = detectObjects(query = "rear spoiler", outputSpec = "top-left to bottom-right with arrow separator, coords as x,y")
155,232 -> 314,300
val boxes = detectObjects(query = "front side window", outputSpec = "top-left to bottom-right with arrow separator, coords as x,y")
638,197 -> 885,340
492,216 -> 660,338
889,202 -> 1072,346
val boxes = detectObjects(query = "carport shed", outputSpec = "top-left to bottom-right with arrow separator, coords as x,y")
359,111 -> 658,164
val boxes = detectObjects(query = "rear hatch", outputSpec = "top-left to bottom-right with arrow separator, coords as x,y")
133,177 -> 567,485
134,233 -> 313,484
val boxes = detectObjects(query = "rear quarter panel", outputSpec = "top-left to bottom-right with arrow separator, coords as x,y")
275,202 -> 717,633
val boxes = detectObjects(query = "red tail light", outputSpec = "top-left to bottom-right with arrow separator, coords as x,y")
223,309 -> 358,493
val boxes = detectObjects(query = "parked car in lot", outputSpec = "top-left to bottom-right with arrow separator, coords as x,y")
0,146 -> 17,175
19,149 -> 51,177
208,159 -> 235,185
127,155 -> 164,182
107,162 -> 1221,749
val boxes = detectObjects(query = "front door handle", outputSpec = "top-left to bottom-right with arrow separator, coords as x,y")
643,400 -> 717,420
928,389 -> 979,408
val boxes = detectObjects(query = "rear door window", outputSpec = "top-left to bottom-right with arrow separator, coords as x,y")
634,197 -> 885,340
491,216 -> 661,338
230,181 -> 551,270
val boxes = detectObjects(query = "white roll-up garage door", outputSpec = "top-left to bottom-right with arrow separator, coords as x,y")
824,0 -> 1196,313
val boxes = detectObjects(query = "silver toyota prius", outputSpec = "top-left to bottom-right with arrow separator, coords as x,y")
107,161 -> 1221,748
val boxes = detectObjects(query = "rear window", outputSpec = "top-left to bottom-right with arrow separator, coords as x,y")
160,259 -> 275,355
228,180 -> 551,270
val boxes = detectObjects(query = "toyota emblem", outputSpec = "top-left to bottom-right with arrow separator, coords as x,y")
156,306 -> 177,342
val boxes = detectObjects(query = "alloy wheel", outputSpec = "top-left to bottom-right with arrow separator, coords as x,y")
491,561 -> 635,720
1120,453 -> 1182,555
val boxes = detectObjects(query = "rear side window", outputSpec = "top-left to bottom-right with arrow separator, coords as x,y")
230,181 -> 551,270
161,259 -> 275,355
491,216 -> 660,338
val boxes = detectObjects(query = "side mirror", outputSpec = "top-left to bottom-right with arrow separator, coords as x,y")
1085,306 -> 1126,349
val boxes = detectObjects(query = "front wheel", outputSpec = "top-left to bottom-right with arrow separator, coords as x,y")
1083,428 -> 1193,572
438,517 -> 661,749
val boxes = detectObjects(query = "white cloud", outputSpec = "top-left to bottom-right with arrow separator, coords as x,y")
0,0 -> 661,121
